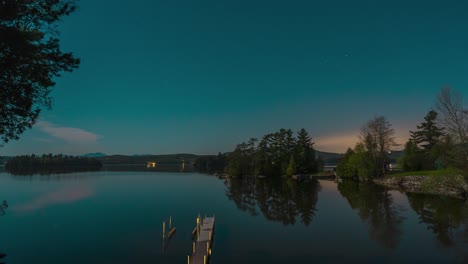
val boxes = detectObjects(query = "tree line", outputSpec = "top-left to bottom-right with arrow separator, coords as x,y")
337,87 -> 468,180
5,154 -> 102,175
195,128 -> 321,178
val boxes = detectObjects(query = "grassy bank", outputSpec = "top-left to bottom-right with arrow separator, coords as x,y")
375,169 -> 468,199
386,168 -> 462,177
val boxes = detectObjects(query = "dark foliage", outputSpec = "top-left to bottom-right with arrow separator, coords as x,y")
193,152 -> 227,174
401,111 -> 446,170
225,128 -> 319,178
0,0 -> 80,144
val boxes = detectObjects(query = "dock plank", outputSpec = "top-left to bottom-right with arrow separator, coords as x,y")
189,216 -> 215,264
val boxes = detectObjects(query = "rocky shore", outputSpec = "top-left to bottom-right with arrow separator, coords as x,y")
374,174 -> 468,200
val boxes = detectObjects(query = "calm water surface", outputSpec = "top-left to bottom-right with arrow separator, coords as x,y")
0,171 -> 467,263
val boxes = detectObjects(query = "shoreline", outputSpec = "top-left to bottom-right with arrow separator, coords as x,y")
374,174 -> 468,200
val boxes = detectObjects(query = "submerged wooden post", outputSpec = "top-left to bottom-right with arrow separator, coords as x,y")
168,227 -> 176,239
193,242 -> 196,253
169,216 -> 172,229
162,221 -> 166,239
196,216 -> 200,238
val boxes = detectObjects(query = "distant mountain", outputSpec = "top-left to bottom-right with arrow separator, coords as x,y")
316,151 -> 344,164
82,152 -> 107,158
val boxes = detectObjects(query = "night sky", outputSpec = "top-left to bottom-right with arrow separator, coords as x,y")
3,0 -> 468,155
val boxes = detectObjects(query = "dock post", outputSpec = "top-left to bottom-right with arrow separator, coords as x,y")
169,216 -> 172,229
206,241 -> 209,253
196,216 -> 200,238
193,242 -> 196,253
162,221 -> 166,239
187,255 -> 190,264
204,255 -> 207,264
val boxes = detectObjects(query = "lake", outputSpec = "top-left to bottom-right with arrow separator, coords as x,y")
0,170 -> 467,263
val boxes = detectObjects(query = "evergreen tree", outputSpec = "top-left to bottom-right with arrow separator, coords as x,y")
1,0 -> 80,144
402,110 -> 446,171
286,155 -> 297,177
400,139 -> 426,171
295,128 -> 317,174
410,110 -> 445,151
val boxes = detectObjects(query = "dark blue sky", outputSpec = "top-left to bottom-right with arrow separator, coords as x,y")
4,0 -> 468,155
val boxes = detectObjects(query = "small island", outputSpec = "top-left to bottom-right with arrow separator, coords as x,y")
5,154 -> 103,175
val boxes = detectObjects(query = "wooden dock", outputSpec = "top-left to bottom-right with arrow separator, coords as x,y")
188,216 -> 215,264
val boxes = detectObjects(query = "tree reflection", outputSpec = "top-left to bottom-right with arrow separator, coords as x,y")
406,193 -> 468,247
337,181 -> 404,249
224,178 -> 321,226
1,201 -> 7,262
0,200 -> 7,216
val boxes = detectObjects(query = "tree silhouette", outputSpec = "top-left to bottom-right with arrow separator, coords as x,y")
5,154 -> 102,175
0,0 -> 80,144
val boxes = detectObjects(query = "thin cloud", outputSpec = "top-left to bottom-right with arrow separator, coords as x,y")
36,121 -> 101,144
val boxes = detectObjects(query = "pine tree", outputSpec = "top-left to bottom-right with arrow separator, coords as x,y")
286,155 -> 297,177
295,128 -> 317,174
410,110 -> 446,151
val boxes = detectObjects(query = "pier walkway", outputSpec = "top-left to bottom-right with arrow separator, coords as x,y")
188,216 -> 215,264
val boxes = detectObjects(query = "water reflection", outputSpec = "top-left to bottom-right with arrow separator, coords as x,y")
4,164 -> 194,179
13,186 -> 94,212
407,193 -> 468,247
0,201 -> 7,216
102,164 -> 194,173
0,252 -> 6,263
10,173 -> 100,182
1,201 -> 7,263
6,167 -> 101,176
224,177 -> 321,226
337,180 -> 404,249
